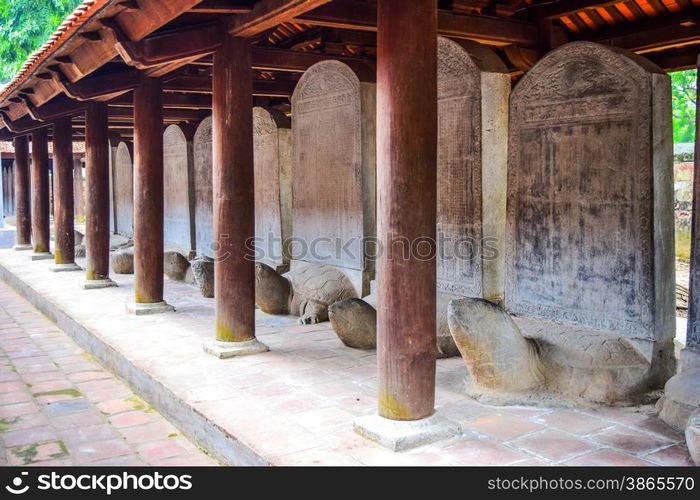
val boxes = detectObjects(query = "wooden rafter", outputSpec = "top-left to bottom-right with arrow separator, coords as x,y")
227,0 -> 333,37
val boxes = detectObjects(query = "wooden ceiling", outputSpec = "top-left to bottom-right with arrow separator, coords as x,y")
1,0 -> 700,141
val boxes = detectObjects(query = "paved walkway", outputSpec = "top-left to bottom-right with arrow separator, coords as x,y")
0,281 -> 218,466
0,246 -> 695,465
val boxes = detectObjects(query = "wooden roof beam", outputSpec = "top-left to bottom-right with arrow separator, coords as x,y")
104,18 -> 374,72
110,92 -> 213,109
294,0 -> 560,47
532,1 -> 621,20
227,0 -> 333,37
582,8 -> 700,52
104,20 -> 225,70
644,47 -> 700,71
164,75 -> 296,97
47,66 -> 141,101
190,1 -> 255,14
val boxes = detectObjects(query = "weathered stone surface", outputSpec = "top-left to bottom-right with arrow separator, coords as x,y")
448,297 -> 654,406
329,291 -> 459,358
74,229 -> 85,257
193,117 -> 213,258
111,247 -> 134,274
507,42 -> 675,378
191,256 -> 214,298
329,39 -> 507,359
253,107 -> 292,271
659,368 -> 700,430
74,244 -> 86,258
290,60 -> 375,296
163,125 -> 195,254
687,409 -> 700,466
113,142 -> 134,237
256,261 -> 357,324
109,233 -> 132,251
74,229 -> 84,247
437,37 -> 509,303
328,298 -> 377,349
164,251 -> 190,281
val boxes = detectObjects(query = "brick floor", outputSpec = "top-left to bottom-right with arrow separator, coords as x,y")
0,281 -> 218,466
0,247 -> 694,466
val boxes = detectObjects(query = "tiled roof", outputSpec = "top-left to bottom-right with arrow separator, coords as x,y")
0,0 -> 112,104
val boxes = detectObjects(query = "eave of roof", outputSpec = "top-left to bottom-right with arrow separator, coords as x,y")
0,0 -> 115,105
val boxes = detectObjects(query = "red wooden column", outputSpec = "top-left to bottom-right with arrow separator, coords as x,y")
30,128 -> 52,260
204,35 -> 267,358
12,136 -> 32,250
82,101 -> 117,289
130,74 -> 172,314
354,0 -> 458,450
50,117 -> 80,272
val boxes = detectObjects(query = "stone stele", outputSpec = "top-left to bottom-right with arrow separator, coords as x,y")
163,124 -> 195,256
255,60 -> 375,322
113,142 -> 134,238
193,116 -> 213,259
253,106 -> 292,273
290,59 -> 376,296
329,38 -> 510,358
449,41 -> 675,406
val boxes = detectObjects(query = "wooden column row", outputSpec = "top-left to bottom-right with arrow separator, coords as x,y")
8,3 -> 441,431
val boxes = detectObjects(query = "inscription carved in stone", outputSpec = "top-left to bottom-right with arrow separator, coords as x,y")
253,107 -> 291,269
163,125 -> 194,253
113,142 -> 133,237
193,116 -> 213,258
506,42 -> 674,348
291,60 -> 376,294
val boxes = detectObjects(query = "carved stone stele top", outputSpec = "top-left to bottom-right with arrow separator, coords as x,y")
506,42 -> 674,371
290,60 -> 376,295
113,141 -> 133,238
163,124 -> 195,255
193,116 -> 213,258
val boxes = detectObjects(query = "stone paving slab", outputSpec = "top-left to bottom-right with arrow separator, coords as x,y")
0,280 -> 218,466
0,248 -> 694,466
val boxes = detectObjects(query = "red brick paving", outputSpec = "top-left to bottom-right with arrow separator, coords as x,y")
0,282 -> 218,466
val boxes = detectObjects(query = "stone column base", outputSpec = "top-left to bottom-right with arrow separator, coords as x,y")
203,339 -> 269,359
353,412 -> 461,451
49,263 -> 82,273
125,301 -> 175,315
80,278 -> 118,290
30,252 -> 53,261
12,244 -> 32,251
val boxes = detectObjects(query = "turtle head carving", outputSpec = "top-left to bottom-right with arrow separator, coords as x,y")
255,262 -> 292,314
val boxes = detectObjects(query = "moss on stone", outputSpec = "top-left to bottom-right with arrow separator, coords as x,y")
32,388 -> 82,398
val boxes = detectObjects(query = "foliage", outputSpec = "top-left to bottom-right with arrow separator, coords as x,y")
0,0 -> 80,85
671,69 -> 697,144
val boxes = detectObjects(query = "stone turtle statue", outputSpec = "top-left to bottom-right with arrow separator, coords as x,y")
329,291 -> 460,358
447,297 -> 657,406
255,262 -> 357,324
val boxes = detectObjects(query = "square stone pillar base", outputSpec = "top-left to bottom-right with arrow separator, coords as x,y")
49,263 -> 82,273
30,252 -> 53,261
353,413 -> 461,451
12,244 -> 32,251
203,339 -> 269,359
125,301 -> 175,315
80,278 -> 118,290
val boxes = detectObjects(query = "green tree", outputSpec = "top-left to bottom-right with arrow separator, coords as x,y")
671,69 -> 697,144
0,0 -> 80,85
